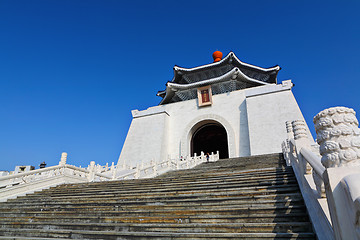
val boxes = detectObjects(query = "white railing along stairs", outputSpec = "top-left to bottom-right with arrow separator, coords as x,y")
0,151 -> 219,202
282,107 -> 360,240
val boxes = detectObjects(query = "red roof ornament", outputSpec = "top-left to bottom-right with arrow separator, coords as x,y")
212,51 -> 223,62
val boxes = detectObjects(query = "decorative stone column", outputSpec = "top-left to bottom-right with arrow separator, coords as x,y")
286,121 -> 294,139
313,107 -> 360,168
281,121 -> 294,166
292,120 -> 312,174
59,152 -> 67,165
87,161 -> 95,181
110,162 -> 116,180
292,120 -> 308,140
314,106 -> 360,240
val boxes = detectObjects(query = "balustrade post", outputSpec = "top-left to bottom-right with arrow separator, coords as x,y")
122,161 -> 127,170
286,120 -> 294,139
314,106 -> 360,240
87,161 -> 95,182
135,163 -> 140,179
141,161 -> 144,173
176,157 -> 180,170
111,162 -> 116,180
153,161 -> 158,176
188,154 -> 193,168
200,151 -> 204,164
292,120 -> 312,174
59,152 -> 67,166
282,121 -> 295,165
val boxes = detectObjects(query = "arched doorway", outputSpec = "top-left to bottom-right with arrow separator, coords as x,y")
191,123 -> 229,159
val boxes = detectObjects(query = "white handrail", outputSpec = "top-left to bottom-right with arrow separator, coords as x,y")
0,165 -> 66,181
0,151 -> 219,202
300,148 -> 325,177
114,151 -> 219,180
0,164 -> 112,189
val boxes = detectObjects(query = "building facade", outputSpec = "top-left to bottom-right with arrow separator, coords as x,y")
117,52 -> 312,167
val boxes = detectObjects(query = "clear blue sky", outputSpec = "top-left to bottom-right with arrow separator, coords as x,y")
1,1 -> 359,171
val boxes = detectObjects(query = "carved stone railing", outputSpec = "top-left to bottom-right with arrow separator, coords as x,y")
283,120 -> 333,240
0,150 -> 219,202
0,163 -> 111,202
115,151 -> 219,180
283,107 -> 360,240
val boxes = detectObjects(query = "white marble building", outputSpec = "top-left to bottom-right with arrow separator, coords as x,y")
117,52 -> 312,167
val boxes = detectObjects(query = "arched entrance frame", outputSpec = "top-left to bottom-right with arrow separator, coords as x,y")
180,114 -> 236,158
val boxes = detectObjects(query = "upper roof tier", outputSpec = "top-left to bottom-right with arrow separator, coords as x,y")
157,52 -> 281,105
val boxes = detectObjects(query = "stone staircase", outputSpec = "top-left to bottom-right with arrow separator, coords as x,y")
0,153 -> 316,239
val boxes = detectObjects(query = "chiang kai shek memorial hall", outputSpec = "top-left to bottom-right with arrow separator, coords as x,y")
1,51 -> 360,239
118,51 -> 308,167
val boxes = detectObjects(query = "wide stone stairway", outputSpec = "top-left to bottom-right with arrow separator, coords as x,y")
0,153 -> 316,239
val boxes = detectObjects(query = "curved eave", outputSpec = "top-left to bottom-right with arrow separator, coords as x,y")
156,90 -> 166,97
170,52 -> 280,84
230,53 -> 281,73
159,67 -> 270,105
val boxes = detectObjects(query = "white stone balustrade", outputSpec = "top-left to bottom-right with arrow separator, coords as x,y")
0,149 -> 219,203
314,107 -> 360,168
112,151 -> 219,180
0,163 -> 111,202
313,107 -> 360,240
283,120 -> 333,240
283,106 -> 360,240
292,120 -> 312,175
59,152 -> 67,165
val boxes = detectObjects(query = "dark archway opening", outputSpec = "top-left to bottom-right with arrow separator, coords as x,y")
191,123 -> 229,159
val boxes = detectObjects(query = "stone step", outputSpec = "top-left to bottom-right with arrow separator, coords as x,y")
0,205 -> 307,219
32,173 -> 297,189
21,179 -> 298,199
193,153 -> 286,168
6,186 -> 301,206
0,153 -> 315,239
8,190 -> 300,207
0,198 -> 303,212
0,222 -> 313,233
154,167 -> 291,179
0,200 -> 304,214
0,212 -> 311,224
41,174 -> 297,194
17,180 -> 300,197
28,184 -> 296,200
0,229 -> 316,240
41,168 -> 295,192
188,164 -> 288,173
50,166 -> 292,186
1,193 -> 303,209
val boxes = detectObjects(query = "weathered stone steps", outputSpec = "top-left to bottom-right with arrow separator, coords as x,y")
5,189 -> 301,208
0,205 -> 307,218
16,181 -> 299,200
0,212 -> 311,224
39,174 -> 297,194
0,199 -> 303,212
0,153 -> 315,239
0,229 -> 315,240
0,222 -> 313,233
25,177 -> 297,194
1,192 -> 302,205
65,165 -> 290,181
42,168 -> 295,190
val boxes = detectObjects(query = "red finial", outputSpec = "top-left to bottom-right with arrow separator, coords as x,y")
212,51 -> 223,62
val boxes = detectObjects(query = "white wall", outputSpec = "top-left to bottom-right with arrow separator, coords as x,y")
118,109 -> 169,167
246,81 -> 314,155
118,80 -> 312,167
